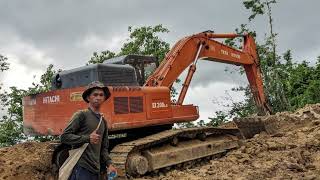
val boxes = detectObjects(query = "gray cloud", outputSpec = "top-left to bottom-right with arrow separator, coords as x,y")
0,0 -> 319,117
1,0 -> 318,70
0,0 -> 249,70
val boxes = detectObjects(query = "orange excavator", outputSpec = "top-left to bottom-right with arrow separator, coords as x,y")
23,31 -> 272,178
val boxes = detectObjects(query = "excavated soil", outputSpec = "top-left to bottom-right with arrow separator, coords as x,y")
0,141 -> 54,180
144,104 -> 320,180
2,104 -> 320,180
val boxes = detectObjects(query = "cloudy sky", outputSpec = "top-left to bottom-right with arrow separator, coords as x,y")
0,0 -> 319,120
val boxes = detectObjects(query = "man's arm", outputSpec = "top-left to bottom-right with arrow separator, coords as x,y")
60,111 -> 90,145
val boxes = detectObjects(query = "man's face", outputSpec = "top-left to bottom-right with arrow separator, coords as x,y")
87,88 -> 106,108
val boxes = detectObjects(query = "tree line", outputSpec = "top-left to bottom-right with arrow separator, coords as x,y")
1,0 -> 319,146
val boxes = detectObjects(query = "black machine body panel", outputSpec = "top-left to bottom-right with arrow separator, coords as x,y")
51,55 -> 158,90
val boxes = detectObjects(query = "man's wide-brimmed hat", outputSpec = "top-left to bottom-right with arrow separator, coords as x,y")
82,81 -> 111,103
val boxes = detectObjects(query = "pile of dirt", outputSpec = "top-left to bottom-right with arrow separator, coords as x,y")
2,104 -> 320,180
157,104 -> 320,180
0,141 -> 54,180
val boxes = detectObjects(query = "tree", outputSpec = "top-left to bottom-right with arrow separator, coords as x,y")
279,57 -> 320,110
0,54 -> 9,72
0,64 -> 59,146
175,122 -> 196,129
207,111 -> 228,127
217,1 -> 320,120
88,24 -> 170,65
0,87 -> 27,146
244,0 -> 290,111
177,111 -> 229,129
119,25 -> 170,61
197,120 -> 206,127
220,0 -> 294,118
88,50 -> 116,65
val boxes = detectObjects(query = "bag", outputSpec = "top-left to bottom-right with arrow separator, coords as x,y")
58,113 -> 104,180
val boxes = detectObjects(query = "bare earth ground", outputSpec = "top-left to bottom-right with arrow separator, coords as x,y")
0,141 -> 54,180
141,104 -> 320,180
2,104 -> 320,180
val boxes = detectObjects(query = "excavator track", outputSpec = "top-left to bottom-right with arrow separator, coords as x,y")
110,126 -> 241,178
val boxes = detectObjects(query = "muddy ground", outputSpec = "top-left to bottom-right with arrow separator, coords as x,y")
0,141 -> 54,180
142,104 -> 320,180
2,104 -> 320,180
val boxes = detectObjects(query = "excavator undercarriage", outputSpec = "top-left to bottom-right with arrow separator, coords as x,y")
111,126 -> 239,177
109,117 -> 276,178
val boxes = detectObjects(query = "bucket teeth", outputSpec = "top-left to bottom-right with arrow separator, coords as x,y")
233,117 -> 277,139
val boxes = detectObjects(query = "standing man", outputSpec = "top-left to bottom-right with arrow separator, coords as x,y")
61,81 -> 117,180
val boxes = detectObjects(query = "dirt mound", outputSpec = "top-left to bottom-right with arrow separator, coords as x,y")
158,104 -> 320,180
0,141 -> 54,180
2,104 -> 320,180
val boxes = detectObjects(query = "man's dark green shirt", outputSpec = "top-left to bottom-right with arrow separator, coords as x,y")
60,109 -> 112,174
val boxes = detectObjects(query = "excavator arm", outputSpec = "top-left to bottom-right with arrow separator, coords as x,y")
145,31 -> 271,114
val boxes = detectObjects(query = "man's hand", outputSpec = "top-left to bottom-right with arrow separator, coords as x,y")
108,164 -> 117,173
89,132 -> 100,144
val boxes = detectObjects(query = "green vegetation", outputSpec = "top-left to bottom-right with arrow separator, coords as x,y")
0,1 -> 320,144
0,64 -> 59,147
88,25 -> 170,65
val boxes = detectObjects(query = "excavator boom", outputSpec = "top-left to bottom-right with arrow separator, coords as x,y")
107,32 -> 274,177
145,31 -> 271,114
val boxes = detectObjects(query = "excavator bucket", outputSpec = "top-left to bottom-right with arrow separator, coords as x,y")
233,116 -> 279,139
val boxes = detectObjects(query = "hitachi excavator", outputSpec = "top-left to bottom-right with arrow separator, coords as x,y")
22,31 -> 272,178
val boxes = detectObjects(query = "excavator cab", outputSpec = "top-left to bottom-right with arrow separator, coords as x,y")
51,55 -> 158,90
104,55 -> 159,85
